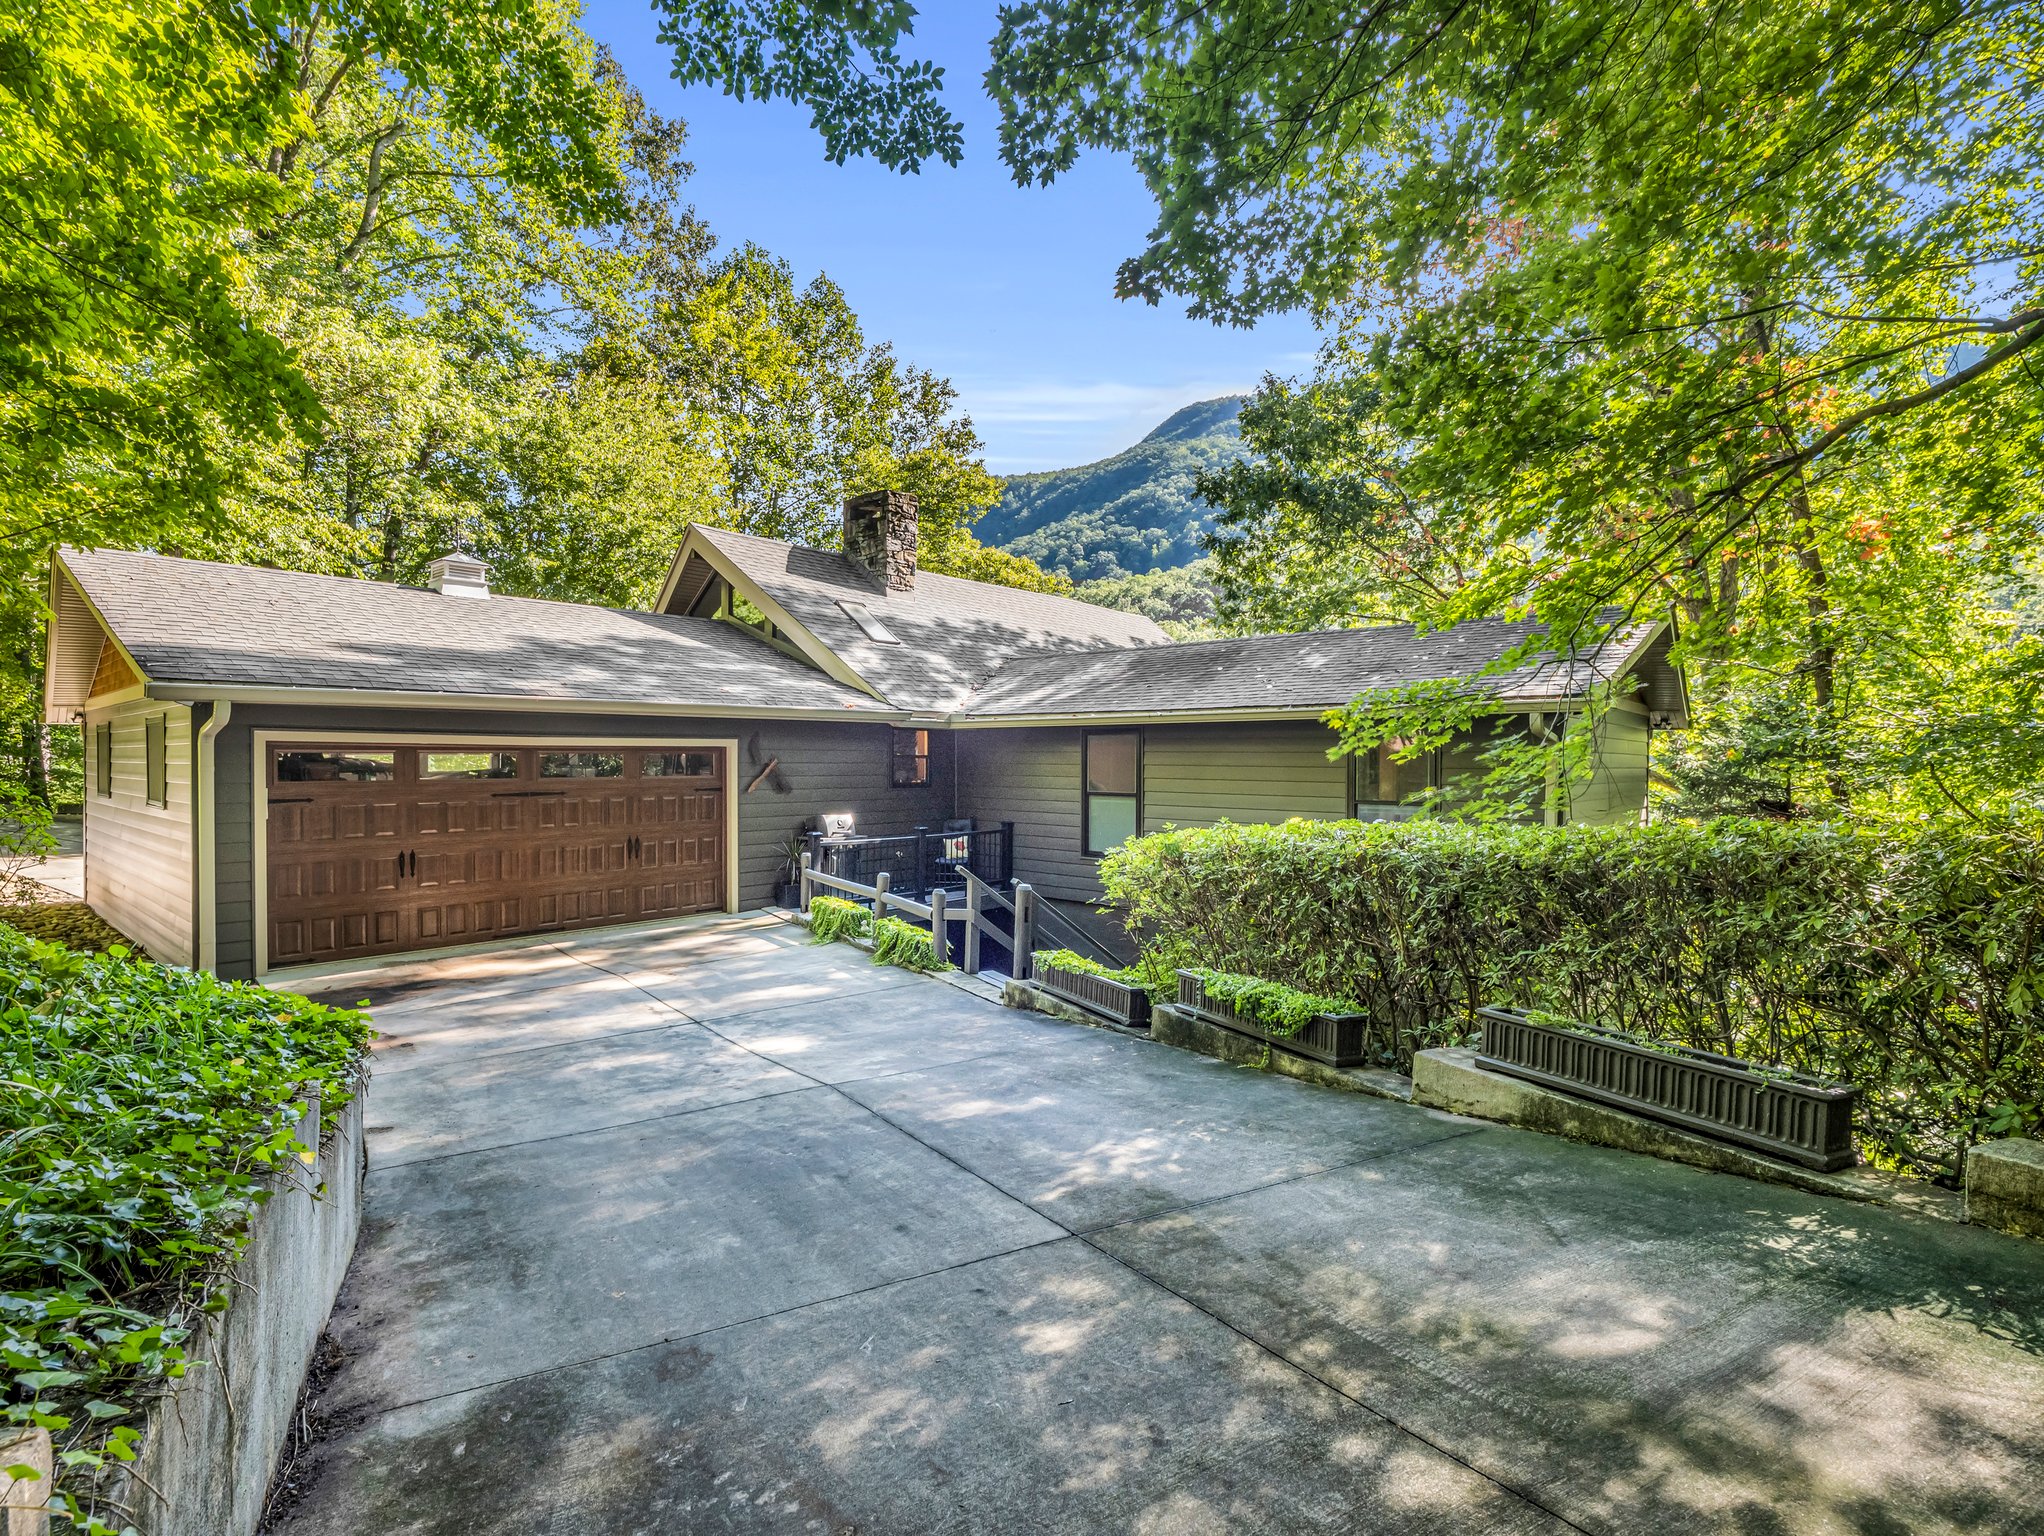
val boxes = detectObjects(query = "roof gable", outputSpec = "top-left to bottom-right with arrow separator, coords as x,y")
658,525 -> 1170,712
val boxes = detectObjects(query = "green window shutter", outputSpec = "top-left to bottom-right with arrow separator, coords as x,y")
95,723 -> 113,798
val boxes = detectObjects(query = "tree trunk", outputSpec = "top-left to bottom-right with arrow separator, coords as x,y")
1743,304 -> 1845,803
20,723 -> 47,804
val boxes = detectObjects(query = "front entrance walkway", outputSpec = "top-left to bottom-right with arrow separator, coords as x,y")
276,913 -> 2044,1534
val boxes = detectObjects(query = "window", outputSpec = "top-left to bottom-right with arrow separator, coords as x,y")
419,750 -> 520,780
1348,717 -> 1537,820
145,714 -> 168,808
95,723 -> 112,798
539,751 -> 622,778
275,749 -> 395,783
1437,716 -> 1530,806
839,600 -> 901,644
643,750 -> 717,778
1082,730 -> 1140,856
1352,739 -> 1432,822
891,728 -> 930,788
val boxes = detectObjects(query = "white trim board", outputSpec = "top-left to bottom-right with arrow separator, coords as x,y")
248,729 -> 742,979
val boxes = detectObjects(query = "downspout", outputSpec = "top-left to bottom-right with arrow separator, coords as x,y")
195,700 -> 232,973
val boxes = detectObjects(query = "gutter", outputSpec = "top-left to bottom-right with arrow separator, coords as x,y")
142,682 -> 907,724
194,700 -> 231,972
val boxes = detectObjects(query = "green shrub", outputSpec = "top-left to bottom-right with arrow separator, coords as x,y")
872,915 -> 947,972
1102,818 -> 2044,1179
0,924 -> 371,1531
807,896 -> 874,945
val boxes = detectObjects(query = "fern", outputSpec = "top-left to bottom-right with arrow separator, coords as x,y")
873,915 -> 947,972
807,896 -> 873,945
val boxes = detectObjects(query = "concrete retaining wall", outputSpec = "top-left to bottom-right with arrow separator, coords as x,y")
108,1089 -> 365,1536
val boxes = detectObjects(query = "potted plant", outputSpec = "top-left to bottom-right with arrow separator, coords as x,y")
1032,950 -> 1153,1029
775,828 -> 809,908
1176,968 -> 1384,1068
1475,1005 -> 1858,1170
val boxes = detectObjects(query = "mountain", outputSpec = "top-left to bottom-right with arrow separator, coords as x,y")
979,396 -> 1249,581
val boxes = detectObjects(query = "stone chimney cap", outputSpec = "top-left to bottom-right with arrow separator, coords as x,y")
427,551 -> 490,599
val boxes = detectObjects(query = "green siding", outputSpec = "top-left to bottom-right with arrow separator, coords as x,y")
958,720 -> 1351,906
1568,707 -> 1651,825
1143,721 -> 1348,830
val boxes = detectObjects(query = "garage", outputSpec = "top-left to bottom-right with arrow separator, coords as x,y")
264,742 -> 728,967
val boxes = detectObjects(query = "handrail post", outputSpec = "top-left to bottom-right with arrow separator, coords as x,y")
930,886 -> 947,968
1000,820 -> 1015,886
964,876 -> 981,975
915,825 -> 932,898
874,870 -> 890,923
1013,882 -> 1035,979
802,831 -> 822,911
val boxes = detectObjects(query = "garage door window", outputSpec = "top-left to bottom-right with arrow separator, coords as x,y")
276,749 -> 395,783
540,751 -> 623,778
420,750 -> 520,780
643,751 -> 717,777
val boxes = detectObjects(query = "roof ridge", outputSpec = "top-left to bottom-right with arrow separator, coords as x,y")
60,545 -> 751,624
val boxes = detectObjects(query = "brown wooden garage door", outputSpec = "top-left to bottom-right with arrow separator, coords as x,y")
265,744 -> 727,968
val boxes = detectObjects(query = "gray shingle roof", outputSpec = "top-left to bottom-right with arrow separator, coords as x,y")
59,547 -> 889,714
690,526 -> 1170,712
961,616 -> 1669,719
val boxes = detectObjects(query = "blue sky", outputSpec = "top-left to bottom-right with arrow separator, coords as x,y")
577,1 -> 1320,473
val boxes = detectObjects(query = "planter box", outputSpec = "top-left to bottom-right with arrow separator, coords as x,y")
1033,954 -> 1152,1029
1476,1006 -> 1857,1171
1177,969 -> 1380,1068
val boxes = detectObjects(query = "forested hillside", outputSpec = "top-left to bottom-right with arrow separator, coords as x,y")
981,396 -> 1247,580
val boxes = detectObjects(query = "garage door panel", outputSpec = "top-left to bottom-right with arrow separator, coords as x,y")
266,744 -> 729,966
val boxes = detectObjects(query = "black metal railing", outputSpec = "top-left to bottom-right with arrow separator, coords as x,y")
809,821 -> 1014,902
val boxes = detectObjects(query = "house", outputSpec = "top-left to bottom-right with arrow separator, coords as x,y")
42,492 -> 1687,978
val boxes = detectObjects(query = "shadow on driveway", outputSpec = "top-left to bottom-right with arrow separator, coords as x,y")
274,912 -> 2044,1535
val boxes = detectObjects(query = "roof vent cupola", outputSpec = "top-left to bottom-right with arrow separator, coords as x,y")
842,490 -> 918,592
426,551 -> 490,599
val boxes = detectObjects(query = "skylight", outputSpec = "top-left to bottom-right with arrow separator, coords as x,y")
837,599 -> 900,644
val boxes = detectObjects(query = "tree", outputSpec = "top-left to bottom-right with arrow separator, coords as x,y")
1074,560 -> 1220,636
0,0 -> 622,562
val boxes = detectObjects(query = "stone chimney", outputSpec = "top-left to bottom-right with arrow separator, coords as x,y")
426,551 -> 490,598
842,490 -> 918,592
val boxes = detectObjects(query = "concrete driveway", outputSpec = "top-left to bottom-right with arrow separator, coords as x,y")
275,912 -> 2044,1535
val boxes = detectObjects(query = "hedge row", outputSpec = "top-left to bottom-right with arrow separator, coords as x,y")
1,926 -> 371,1532
1100,818 -> 2044,1179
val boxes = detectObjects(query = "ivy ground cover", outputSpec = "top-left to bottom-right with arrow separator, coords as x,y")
1,925 -> 370,1533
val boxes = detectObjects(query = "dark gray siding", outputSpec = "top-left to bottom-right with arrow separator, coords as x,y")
210,706 -> 951,978
955,726 -> 1099,903
1143,721 -> 1348,829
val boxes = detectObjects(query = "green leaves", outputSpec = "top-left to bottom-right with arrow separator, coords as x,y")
1101,816 -> 2044,1178
654,0 -> 963,171
0,923 -> 370,1522
871,915 -> 946,972
807,896 -> 875,945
